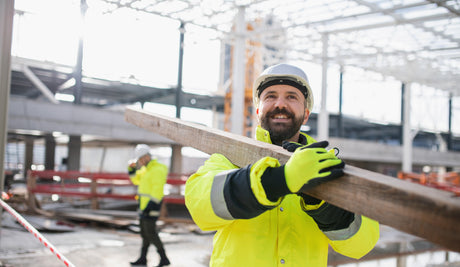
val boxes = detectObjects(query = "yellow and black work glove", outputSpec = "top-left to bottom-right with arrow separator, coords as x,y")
285,141 -> 344,192
282,140 -> 344,204
261,141 -> 345,202
127,162 -> 137,176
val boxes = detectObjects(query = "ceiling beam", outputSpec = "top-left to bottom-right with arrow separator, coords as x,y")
22,66 -> 59,104
427,0 -> 460,16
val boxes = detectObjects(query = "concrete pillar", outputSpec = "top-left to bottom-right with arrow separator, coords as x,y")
230,6 -> 246,135
402,83 -> 413,172
396,242 -> 407,267
67,135 -> 81,171
24,137 -> 34,178
0,0 -> 14,197
44,134 -> 56,170
212,104 -> 219,129
318,33 -> 329,140
170,144 -> 183,174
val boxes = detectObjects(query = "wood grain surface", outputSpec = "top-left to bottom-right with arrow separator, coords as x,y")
125,106 -> 460,252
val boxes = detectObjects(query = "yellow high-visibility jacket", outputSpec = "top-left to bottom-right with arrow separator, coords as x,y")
185,126 -> 379,267
129,159 -> 168,212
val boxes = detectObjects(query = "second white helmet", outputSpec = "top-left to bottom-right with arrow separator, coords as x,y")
134,144 -> 151,160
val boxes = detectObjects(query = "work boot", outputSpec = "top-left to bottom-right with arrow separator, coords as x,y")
155,257 -> 170,267
130,257 -> 147,266
156,249 -> 170,267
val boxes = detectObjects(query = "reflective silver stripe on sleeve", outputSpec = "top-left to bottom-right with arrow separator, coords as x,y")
137,193 -> 161,204
210,170 -> 234,220
324,214 -> 362,241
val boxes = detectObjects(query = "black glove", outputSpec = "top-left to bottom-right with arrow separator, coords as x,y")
282,140 -> 337,152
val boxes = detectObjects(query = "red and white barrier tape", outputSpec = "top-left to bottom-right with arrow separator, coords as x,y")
0,199 -> 75,267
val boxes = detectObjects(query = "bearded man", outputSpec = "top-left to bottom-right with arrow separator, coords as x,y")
185,63 -> 379,267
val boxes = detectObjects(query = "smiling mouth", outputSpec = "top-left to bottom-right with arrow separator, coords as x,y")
273,114 -> 289,119
266,108 -> 293,122
270,114 -> 291,122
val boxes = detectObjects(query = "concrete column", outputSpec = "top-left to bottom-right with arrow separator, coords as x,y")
44,134 -> 56,170
396,242 -> 407,267
170,144 -> 183,174
318,34 -> 330,140
67,135 -> 81,171
402,83 -> 412,172
212,104 -> 219,129
0,0 -> 14,199
24,137 -> 34,178
230,6 -> 246,135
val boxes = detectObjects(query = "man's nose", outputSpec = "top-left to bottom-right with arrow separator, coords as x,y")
274,97 -> 287,108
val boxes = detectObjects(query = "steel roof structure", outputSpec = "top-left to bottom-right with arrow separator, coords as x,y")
100,0 -> 460,96
5,0 -> 460,152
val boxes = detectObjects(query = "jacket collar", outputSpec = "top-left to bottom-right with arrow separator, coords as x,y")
255,125 -> 315,145
146,159 -> 157,169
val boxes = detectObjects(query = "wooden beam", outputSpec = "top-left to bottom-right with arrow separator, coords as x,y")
125,107 -> 460,252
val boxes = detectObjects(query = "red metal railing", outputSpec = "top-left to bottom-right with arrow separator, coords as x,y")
27,170 -> 193,224
27,170 -> 189,208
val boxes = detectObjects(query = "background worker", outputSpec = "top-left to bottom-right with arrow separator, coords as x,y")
185,63 -> 379,266
128,144 -> 170,267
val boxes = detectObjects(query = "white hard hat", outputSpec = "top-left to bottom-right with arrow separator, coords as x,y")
253,63 -> 314,112
134,144 -> 151,159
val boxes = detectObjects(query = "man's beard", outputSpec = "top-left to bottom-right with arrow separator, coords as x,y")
260,107 -> 305,145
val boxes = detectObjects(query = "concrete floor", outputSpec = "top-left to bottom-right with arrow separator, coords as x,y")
0,215 -> 213,267
2,212 -> 460,267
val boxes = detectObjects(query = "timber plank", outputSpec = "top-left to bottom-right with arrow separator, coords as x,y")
125,107 -> 460,252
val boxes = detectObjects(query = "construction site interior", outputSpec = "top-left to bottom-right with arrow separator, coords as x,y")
1,0 -> 460,266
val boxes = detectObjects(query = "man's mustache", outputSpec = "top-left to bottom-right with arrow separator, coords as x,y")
266,108 -> 294,119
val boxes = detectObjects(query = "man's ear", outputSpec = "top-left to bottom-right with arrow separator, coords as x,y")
256,107 -> 262,123
303,109 -> 310,124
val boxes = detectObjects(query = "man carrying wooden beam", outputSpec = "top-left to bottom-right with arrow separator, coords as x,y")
185,63 -> 379,266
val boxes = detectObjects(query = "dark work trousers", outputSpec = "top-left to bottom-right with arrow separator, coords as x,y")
139,217 -> 165,259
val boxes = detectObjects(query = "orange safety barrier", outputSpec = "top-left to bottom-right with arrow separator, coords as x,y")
397,171 -> 460,196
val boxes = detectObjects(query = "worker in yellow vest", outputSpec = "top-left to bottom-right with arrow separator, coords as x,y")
128,144 -> 170,267
185,63 -> 379,266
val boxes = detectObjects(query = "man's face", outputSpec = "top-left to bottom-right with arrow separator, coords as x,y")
137,154 -> 151,167
256,84 -> 310,145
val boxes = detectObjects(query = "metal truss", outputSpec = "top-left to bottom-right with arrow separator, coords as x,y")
97,0 -> 460,96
